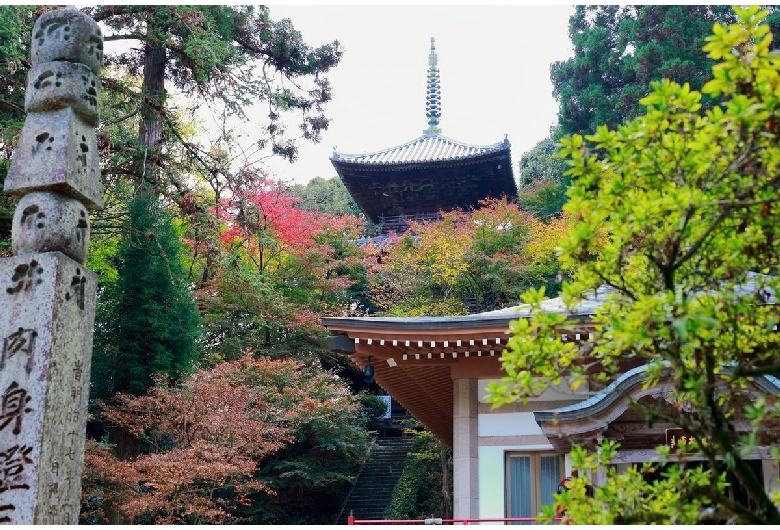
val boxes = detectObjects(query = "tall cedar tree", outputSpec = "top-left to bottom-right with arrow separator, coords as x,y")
551,5 -> 736,138
82,5 -> 342,189
521,6 -> 748,218
92,189 -> 200,400
73,5 -> 341,396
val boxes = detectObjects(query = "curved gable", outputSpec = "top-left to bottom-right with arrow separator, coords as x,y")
534,363 -> 780,453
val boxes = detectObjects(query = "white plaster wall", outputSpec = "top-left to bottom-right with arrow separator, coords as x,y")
478,379 -> 589,404
478,446 -> 507,523
478,444 -> 555,523
478,411 -> 543,437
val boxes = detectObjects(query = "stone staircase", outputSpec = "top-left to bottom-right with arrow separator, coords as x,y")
336,436 -> 415,524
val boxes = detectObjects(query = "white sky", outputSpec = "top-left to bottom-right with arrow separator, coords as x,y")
249,4 -> 575,185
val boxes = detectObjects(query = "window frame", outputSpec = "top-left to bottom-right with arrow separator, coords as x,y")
505,451 -> 565,523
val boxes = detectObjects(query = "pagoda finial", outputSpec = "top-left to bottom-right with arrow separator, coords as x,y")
428,36 -> 437,69
424,37 -> 441,135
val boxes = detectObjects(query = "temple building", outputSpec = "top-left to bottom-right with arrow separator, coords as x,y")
323,286 -> 780,522
325,36 -> 780,524
330,38 -> 517,235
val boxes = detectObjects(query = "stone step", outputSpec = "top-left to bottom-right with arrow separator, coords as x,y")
336,436 -> 416,524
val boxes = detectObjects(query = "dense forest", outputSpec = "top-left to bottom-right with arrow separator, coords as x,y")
3,4 -> 774,524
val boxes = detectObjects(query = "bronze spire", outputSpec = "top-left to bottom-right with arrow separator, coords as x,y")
424,37 -> 441,135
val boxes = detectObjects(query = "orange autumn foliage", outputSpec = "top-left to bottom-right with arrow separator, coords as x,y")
82,354 -> 361,524
367,198 -> 574,315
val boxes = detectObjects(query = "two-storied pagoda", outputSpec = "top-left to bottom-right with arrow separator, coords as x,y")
330,38 -> 517,235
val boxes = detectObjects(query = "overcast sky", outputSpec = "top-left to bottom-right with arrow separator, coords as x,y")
235,4 -> 576,185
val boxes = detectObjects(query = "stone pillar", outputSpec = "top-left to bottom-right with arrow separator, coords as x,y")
453,378 -> 479,520
0,7 -> 103,524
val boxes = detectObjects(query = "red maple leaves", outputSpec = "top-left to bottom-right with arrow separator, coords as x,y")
82,355 -> 361,524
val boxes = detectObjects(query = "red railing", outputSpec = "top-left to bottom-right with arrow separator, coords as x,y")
347,515 -> 562,525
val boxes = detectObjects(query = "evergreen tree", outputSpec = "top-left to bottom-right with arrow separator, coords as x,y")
82,5 -> 342,190
551,6 -> 735,138
92,189 -> 200,399
288,176 -> 362,217
523,5 -> 742,219
77,5 -> 342,398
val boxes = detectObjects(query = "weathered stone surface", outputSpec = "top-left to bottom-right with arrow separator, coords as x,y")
12,192 -> 90,264
30,8 -> 103,75
25,61 -> 100,125
4,107 -> 103,211
3,5 -> 102,525
0,252 -> 96,524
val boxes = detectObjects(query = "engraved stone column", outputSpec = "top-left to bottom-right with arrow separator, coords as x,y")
0,6 -> 103,525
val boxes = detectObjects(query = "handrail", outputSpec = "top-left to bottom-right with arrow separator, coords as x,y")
334,434 -> 377,524
347,515 -> 563,525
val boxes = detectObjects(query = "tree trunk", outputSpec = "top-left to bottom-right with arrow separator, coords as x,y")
138,41 -> 166,187
102,425 -> 141,523
110,35 -> 168,469
103,39 -> 168,525
109,425 -> 141,461
114,36 -> 168,458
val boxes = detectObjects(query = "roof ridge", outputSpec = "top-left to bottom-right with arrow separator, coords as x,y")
331,134 -> 510,163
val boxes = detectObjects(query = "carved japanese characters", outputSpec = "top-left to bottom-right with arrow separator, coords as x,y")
0,5 -> 102,525
0,254 -> 97,524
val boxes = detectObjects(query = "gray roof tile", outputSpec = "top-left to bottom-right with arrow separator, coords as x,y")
331,135 -> 510,166
534,362 -> 780,423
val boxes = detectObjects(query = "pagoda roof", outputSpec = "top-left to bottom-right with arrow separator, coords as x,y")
330,38 -> 517,233
330,133 -> 516,230
331,134 -> 510,168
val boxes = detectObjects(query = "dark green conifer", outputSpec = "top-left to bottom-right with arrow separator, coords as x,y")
551,5 -> 736,138
92,189 -> 200,398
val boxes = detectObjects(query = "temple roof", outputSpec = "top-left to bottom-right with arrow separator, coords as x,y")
330,38 -> 517,232
533,362 -> 780,453
534,362 -> 780,425
330,133 -> 515,230
330,134 -> 511,167
321,285 -> 612,331
323,274 -> 778,447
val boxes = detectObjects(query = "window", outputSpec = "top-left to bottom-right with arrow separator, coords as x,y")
506,452 -> 564,524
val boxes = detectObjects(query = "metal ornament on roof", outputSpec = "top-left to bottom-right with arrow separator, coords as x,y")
424,37 -> 441,135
